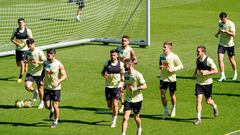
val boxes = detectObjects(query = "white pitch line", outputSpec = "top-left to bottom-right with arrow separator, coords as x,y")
225,130 -> 240,135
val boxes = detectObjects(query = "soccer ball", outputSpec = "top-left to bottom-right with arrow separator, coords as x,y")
24,99 -> 33,108
15,100 -> 24,108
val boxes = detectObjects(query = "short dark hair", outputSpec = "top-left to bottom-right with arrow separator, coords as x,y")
122,35 -> 129,40
18,18 -> 25,23
219,12 -> 227,19
47,48 -> 56,54
197,45 -> 206,53
26,38 -> 35,45
110,49 -> 119,54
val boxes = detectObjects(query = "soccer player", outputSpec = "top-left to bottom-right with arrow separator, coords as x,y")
76,0 -> 85,21
43,48 -> 67,128
25,38 -> 46,109
10,18 -> 33,83
117,35 -> 138,113
101,49 -> 125,128
159,41 -> 183,119
122,59 -> 147,135
215,12 -> 237,81
193,45 -> 218,125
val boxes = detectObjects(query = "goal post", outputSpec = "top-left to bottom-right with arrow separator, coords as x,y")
0,0 -> 150,57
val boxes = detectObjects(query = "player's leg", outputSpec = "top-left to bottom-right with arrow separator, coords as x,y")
169,82 -> 176,117
37,85 -> 44,109
133,101 -> 142,135
194,94 -> 203,125
25,74 -> 38,101
111,88 -> 120,128
119,90 -> 125,113
122,101 -> 131,135
204,84 -> 218,117
227,47 -> 237,80
194,84 -> 203,125
43,90 -> 54,120
160,81 -> 169,118
51,90 -> 61,128
217,45 -> 226,81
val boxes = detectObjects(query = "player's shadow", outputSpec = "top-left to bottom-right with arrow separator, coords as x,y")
0,76 -> 17,82
156,76 -> 195,80
0,121 -> 49,127
213,93 -> 240,97
162,116 -> 213,123
40,18 -> 70,22
60,106 -> 110,112
0,105 -> 16,109
57,119 -> 109,126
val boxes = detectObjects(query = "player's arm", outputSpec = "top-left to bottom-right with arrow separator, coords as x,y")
101,62 -> 108,78
171,56 -> 184,72
54,65 -> 67,87
215,30 -> 220,38
192,67 -> 198,78
220,29 -> 235,37
130,49 -> 138,64
27,28 -> 33,38
10,29 -> 20,46
200,59 -> 218,76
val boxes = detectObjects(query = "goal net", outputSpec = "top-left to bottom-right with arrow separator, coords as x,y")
0,0 -> 150,57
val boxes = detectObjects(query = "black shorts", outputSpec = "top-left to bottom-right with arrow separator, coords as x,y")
195,84 -> 212,98
15,50 -> 27,62
76,0 -> 85,8
218,45 -> 235,57
25,73 -> 44,86
44,89 -> 61,102
160,80 -> 176,92
124,101 -> 142,114
105,87 -> 120,101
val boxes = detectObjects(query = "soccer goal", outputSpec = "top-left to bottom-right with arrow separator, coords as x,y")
0,0 -> 150,57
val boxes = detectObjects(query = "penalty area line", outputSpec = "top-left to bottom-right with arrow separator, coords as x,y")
225,130 -> 240,135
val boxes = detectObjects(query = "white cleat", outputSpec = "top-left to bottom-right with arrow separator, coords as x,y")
76,16 -> 80,21
193,119 -> 201,125
110,122 -> 116,128
38,102 -> 44,109
218,77 -> 226,82
170,112 -> 176,117
232,73 -> 237,80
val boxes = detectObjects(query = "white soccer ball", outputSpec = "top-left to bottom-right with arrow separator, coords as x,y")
15,100 -> 24,108
24,99 -> 33,108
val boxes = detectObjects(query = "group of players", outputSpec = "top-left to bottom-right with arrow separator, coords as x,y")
100,11 -> 237,135
11,18 -> 67,128
10,11 -> 237,134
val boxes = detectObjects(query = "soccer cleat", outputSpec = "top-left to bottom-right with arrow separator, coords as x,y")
119,105 -> 124,113
49,111 -> 54,120
232,73 -> 237,80
50,122 -> 57,128
170,111 -> 176,117
38,102 -> 44,109
213,107 -> 219,117
33,89 -> 38,101
110,121 -> 116,128
218,76 -> 226,82
76,16 -> 80,21
163,111 -> 170,119
193,119 -> 201,125
17,78 -> 22,83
